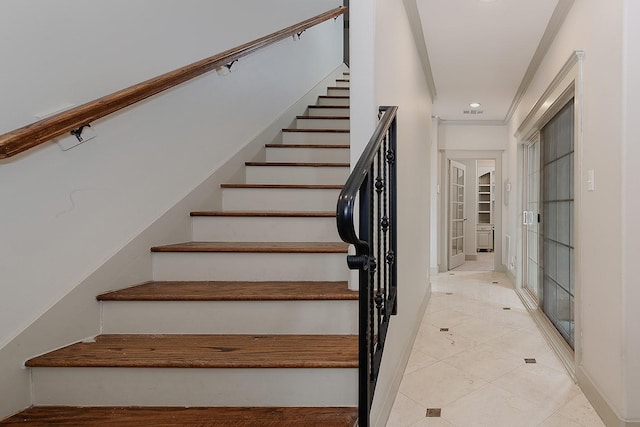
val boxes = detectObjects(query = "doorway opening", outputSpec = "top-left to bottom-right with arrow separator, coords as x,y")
449,159 -> 496,271
447,157 -> 497,272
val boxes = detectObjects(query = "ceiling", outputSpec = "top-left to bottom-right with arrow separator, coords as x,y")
416,0 -> 566,123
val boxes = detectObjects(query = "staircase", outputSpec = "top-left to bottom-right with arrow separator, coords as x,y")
1,72 -> 360,426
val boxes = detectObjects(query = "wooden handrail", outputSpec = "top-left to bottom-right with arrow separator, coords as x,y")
0,6 -> 346,159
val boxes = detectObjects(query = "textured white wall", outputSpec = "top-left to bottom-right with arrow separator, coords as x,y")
0,0 -> 342,348
622,0 -> 640,419
370,0 -> 433,425
504,0 -> 640,421
439,123 -> 508,150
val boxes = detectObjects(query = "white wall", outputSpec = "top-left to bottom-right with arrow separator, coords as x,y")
351,0 -> 433,425
430,119 -> 440,273
439,123 -> 507,151
622,0 -> 640,419
504,0 -> 640,422
477,160 -> 495,178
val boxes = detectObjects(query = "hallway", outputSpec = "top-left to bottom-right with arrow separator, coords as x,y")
451,252 -> 494,272
387,271 -> 604,427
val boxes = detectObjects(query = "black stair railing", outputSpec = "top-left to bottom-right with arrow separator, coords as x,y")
336,106 -> 398,427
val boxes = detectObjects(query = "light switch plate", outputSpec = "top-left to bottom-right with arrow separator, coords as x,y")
587,169 -> 595,191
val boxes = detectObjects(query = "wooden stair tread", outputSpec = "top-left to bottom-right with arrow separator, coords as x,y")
190,211 -> 335,217
265,144 -> 349,149
245,161 -> 349,167
336,78 -> 350,82
296,115 -> 350,119
0,406 -> 358,426
282,128 -> 349,133
327,86 -> 349,90
25,334 -> 359,368
151,242 -> 349,253
318,95 -> 349,99
220,183 -> 343,189
97,281 -> 357,301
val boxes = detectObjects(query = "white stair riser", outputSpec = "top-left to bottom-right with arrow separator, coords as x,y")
102,300 -> 357,334
32,367 -> 358,406
282,132 -> 349,145
327,88 -> 350,97
265,147 -> 349,163
152,252 -> 349,281
317,97 -> 349,106
307,107 -> 350,117
296,118 -> 349,130
245,165 -> 349,185
192,216 -> 339,242
334,80 -> 350,88
222,188 -> 341,211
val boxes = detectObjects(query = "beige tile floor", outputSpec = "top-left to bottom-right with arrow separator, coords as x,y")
452,252 -> 495,272
387,270 -> 604,427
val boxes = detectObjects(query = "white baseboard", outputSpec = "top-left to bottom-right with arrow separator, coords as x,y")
372,282 -> 432,427
577,367 -> 640,427
507,270 -> 640,427
505,265 -> 516,282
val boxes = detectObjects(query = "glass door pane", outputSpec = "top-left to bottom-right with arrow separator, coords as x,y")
449,160 -> 466,269
541,101 -> 575,348
524,137 -> 542,300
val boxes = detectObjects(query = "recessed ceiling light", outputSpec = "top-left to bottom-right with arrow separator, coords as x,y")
479,0 -> 498,3
470,102 -> 481,108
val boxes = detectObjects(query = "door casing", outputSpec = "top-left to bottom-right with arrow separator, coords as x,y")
438,150 -> 504,273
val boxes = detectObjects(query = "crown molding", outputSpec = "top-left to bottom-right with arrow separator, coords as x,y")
438,119 -> 506,127
403,0 -> 437,100
515,50 -> 584,140
504,0 -> 575,123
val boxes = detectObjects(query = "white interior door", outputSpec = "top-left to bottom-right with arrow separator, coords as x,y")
449,160 -> 466,269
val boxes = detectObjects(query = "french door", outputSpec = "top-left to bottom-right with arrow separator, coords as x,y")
449,160 -> 466,269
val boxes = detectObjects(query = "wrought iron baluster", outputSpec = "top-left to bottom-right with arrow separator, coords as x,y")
388,116 -> 398,315
368,162 -> 376,384
375,150 -> 383,342
336,106 -> 398,427
382,134 -> 389,323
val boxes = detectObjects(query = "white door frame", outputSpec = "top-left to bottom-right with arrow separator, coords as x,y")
513,50 -> 584,378
522,134 -> 541,302
439,149 -> 505,273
